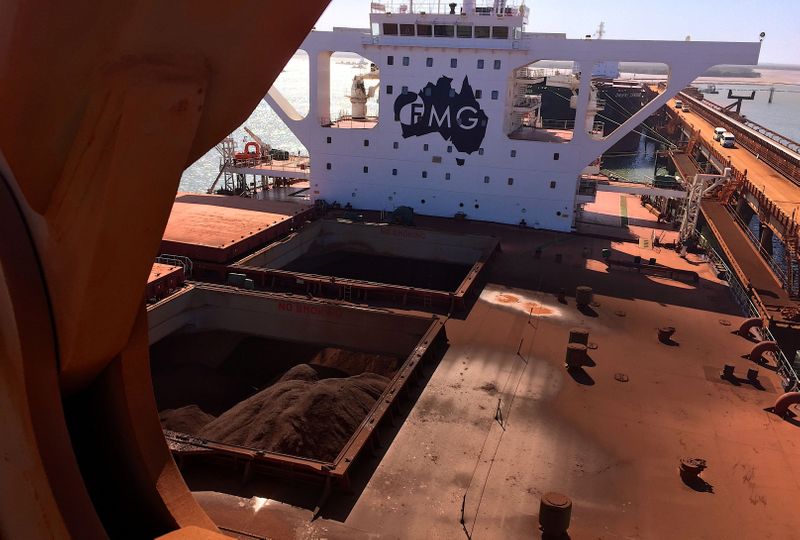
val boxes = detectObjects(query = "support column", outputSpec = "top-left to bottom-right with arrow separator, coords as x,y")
736,197 -> 754,223
759,223 -> 774,256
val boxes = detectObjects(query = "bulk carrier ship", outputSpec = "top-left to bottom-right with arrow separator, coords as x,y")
11,2 -> 800,540
264,0 -> 754,231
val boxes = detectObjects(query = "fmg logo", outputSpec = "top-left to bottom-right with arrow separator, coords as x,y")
393,76 -> 488,155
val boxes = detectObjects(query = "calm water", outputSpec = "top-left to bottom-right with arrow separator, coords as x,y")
180,60 -> 800,192
703,83 -> 800,142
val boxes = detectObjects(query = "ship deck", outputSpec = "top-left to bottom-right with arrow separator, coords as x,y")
160,193 -> 314,263
326,118 -> 379,129
508,125 -> 573,143
178,212 -> 800,539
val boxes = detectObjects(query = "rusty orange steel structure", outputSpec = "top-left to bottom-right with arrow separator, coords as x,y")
0,1 -> 328,538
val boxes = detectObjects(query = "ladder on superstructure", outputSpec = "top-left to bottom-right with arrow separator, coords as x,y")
207,137 -> 238,194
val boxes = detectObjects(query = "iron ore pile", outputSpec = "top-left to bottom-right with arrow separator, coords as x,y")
155,340 -> 397,463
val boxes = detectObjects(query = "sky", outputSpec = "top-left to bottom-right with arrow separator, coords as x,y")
313,0 -> 800,65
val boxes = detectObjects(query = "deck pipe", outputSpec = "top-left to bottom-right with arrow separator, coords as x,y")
773,392 -> 800,417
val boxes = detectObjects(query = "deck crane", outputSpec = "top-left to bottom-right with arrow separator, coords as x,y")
350,65 -> 380,119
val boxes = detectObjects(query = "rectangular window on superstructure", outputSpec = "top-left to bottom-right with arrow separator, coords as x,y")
422,171 -> 428,178
494,59 -> 502,70
475,26 -> 490,38
326,163 -> 331,170
445,172 -> 451,180
387,55 -> 394,65
491,90 -> 499,100
402,86 -> 408,94
492,26 -> 509,39
417,24 -> 433,36
326,136 -> 331,144
450,58 -> 457,68
447,145 -> 453,153
363,139 -> 369,147
426,57 -> 433,67
457,25 -> 472,38
477,59 -> 484,69
434,24 -> 454,37
423,144 -> 429,151
363,166 -> 369,173
393,141 -> 399,149
392,168 -> 398,176
400,24 -> 415,36
432,156 -> 442,163
510,150 -> 516,157
478,148 -> 484,155
484,176 -> 490,183
508,178 -> 514,185
475,89 -> 482,99
386,84 -> 393,94
550,181 -> 557,188
402,56 -> 410,66
383,23 -> 398,36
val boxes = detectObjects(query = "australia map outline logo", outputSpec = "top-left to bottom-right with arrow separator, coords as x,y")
393,76 -> 488,164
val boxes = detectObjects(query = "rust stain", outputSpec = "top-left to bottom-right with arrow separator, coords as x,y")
523,302 -> 553,315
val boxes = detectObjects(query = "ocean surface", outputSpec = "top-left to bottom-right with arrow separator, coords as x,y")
179,56 -> 800,192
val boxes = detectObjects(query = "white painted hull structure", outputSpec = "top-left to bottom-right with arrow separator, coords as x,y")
267,2 -> 760,232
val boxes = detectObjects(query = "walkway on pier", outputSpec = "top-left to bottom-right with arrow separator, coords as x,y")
668,96 -> 800,223
701,201 -> 794,324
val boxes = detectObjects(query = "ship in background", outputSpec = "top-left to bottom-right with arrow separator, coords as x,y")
263,0 -> 757,232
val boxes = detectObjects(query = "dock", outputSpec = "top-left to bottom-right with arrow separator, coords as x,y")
662,92 -> 800,329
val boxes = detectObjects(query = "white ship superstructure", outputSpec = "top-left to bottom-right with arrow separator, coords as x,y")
266,1 -> 760,231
